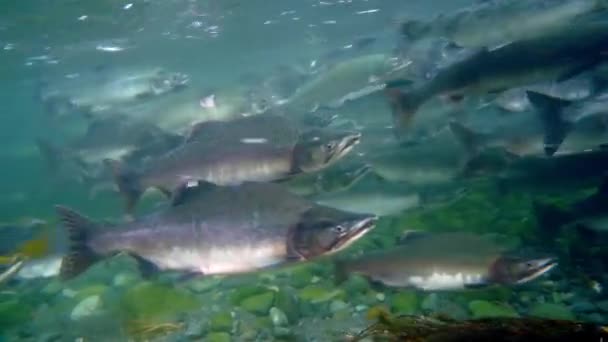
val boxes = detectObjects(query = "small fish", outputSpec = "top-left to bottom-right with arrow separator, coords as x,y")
400,0 -> 608,49
387,21 -> 608,134
106,114 -> 361,214
335,232 -> 556,290
40,67 -> 189,118
55,181 -> 377,280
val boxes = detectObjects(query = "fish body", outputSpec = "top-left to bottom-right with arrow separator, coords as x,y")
41,67 -> 189,118
283,54 -> 396,112
336,232 -> 556,290
389,21 -> 608,133
107,114 -> 361,213
56,181 -> 377,279
401,0 -> 607,49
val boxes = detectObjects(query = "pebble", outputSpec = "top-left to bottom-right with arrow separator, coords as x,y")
62,288 -> 77,298
355,304 -> 368,312
330,300 -> 349,313
570,301 -> 596,313
270,307 -> 289,327
70,295 -> 101,321
375,293 -> 385,302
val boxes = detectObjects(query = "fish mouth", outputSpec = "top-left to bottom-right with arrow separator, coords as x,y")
516,257 -> 558,284
334,132 -> 361,159
333,215 -> 377,252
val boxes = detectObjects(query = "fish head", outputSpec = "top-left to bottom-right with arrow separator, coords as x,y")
294,129 -> 361,172
151,70 -> 189,95
288,206 -> 377,260
490,255 -> 557,285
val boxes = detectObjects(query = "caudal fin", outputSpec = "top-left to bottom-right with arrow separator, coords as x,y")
103,159 -> 144,216
532,201 -> 575,237
385,88 -> 422,134
55,205 -> 100,280
526,91 -> 573,156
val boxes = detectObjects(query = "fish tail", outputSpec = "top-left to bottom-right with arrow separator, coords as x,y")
333,258 -> 350,285
55,205 -> 100,280
385,88 -> 422,134
532,201 -> 574,236
104,159 -> 143,216
525,91 -> 573,156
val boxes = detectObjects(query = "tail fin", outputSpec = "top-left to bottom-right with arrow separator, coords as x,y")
35,138 -> 66,172
385,88 -> 422,134
532,201 -> 575,236
55,205 -> 100,280
526,91 -> 573,156
103,159 -> 144,216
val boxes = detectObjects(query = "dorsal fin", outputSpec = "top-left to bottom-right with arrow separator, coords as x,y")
526,91 -> 573,156
171,180 -> 219,206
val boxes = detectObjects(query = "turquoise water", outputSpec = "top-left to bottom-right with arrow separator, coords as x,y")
2,1 -> 608,341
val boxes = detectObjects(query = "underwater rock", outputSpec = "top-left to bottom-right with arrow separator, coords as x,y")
273,326 -> 293,338
391,291 -> 419,315
342,274 -> 371,295
187,276 -> 222,293
330,300 -> 350,313
274,287 -> 300,323
70,295 -> 102,321
287,265 -> 316,288
240,292 -> 275,315
121,282 -> 200,321
206,331 -> 231,342
595,300 -> 608,313
298,285 -> 345,304
210,311 -> 234,332
468,300 -> 520,319
570,300 -> 597,313
230,285 -> 270,306
74,284 -> 109,300
421,293 -> 440,312
529,303 -> 575,321
0,299 -> 32,329
270,307 -> 289,327
112,272 -> 140,287
41,280 -> 63,295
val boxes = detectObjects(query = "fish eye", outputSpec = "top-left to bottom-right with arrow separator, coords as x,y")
333,225 -> 346,234
325,142 -> 336,150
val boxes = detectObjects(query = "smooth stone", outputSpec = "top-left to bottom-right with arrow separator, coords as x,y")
392,291 -> 419,314
270,307 -> 289,327
206,332 -> 231,342
581,313 -> 605,324
121,282 -> 200,321
187,277 -> 222,293
421,293 -> 440,312
240,292 -> 275,315
376,293 -> 386,302
75,284 -> 109,300
596,300 -> 608,313
570,301 -> 597,313
468,300 -> 519,319
342,274 -> 371,295
61,288 -> 77,298
209,311 -> 233,332
355,305 -> 368,312
298,285 -> 344,304
112,272 -> 140,287
274,287 -> 300,323
230,285 -> 269,305
329,300 -> 349,313
70,295 -> 101,321
529,303 -> 575,321
41,280 -> 63,295
273,327 -> 292,338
